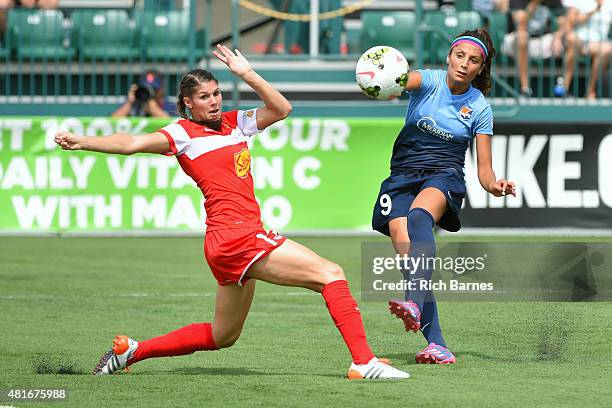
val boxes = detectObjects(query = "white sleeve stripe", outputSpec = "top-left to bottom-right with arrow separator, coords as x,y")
237,110 -> 260,137
161,123 -> 191,155
186,132 -> 247,160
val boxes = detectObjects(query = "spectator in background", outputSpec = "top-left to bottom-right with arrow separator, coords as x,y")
0,0 -> 57,8
0,1 -> 7,48
501,0 -> 569,96
561,0 -> 612,99
112,70 -> 176,118
472,0 -> 508,26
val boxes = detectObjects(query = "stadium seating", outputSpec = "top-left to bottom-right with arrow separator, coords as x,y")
487,11 -> 507,51
280,0 -> 342,54
423,11 -> 482,63
453,0 -> 473,12
359,11 -> 416,61
0,32 -> 9,59
136,10 -> 206,61
71,10 -> 139,60
8,8 -> 75,60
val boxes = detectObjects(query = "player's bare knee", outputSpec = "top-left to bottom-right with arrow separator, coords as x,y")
322,262 -> 345,283
308,262 -> 345,292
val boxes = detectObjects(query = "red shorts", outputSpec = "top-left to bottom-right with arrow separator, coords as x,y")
204,228 -> 286,286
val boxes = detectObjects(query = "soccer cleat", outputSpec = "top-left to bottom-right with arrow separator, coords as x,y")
347,357 -> 410,380
93,335 -> 138,375
415,343 -> 456,364
388,299 -> 421,333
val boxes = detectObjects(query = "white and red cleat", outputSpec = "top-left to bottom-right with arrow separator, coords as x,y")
93,335 -> 138,375
347,357 -> 410,380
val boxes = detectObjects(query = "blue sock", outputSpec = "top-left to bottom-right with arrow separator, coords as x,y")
403,207 -> 446,347
420,293 -> 446,347
404,207 -> 436,310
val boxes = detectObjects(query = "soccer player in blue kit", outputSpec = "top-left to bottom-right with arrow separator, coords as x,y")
372,29 -> 517,364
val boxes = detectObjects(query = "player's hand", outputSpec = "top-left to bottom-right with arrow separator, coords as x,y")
54,131 -> 83,150
213,44 -> 253,77
488,179 -> 516,197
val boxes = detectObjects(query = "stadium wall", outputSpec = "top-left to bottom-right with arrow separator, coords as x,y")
0,115 -> 610,235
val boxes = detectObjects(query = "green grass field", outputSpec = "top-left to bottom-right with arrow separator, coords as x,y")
1,236 -> 611,408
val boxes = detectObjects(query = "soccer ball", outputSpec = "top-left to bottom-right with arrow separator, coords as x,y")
355,46 -> 409,100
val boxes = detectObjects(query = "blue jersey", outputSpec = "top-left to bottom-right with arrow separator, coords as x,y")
390,69 -> 493,175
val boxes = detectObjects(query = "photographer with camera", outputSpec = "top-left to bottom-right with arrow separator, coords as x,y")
112,70 -> 176,117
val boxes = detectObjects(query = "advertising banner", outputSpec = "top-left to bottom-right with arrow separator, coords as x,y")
0,117 -> 397,233
0,117 -> 610,233
462,123 -> 612,228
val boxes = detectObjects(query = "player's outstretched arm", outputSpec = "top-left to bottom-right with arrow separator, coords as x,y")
404,70 -> 422,92
213,44 -> 292,130
475,133 -> 516,197
54,131 -> 170,155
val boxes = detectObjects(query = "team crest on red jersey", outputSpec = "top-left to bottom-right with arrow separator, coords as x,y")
234,148 -> 251,178
245,110 -> 254,118
459,105 -> 473,119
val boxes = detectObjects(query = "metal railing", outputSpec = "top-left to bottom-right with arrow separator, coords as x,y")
0,0 -> 610,115
1,0 -> 209,108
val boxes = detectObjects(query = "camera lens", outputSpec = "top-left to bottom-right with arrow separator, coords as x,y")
135,85 -> 153,103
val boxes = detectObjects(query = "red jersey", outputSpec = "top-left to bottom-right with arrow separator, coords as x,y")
158,110 -> 262,231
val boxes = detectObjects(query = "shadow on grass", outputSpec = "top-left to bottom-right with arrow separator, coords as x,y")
375,353 -> 418,365
385,350 -> 522,364
457,351 -> 520,362
136,367 -> 275,376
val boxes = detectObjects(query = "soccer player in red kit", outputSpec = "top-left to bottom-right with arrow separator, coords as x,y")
54,44 -> 409,380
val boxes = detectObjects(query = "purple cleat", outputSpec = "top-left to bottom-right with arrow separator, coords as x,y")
415,343 -> 456,364
388,299 -> 421,333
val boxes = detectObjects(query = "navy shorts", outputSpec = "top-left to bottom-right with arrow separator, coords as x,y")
372,168 -> 466,235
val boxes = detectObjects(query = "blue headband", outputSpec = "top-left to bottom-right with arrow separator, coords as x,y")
451,36 -> 488,59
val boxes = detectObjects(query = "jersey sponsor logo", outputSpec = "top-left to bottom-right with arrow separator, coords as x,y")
459,105 -> 473,119
416,116 -> 454,141
234,147 -> 251,178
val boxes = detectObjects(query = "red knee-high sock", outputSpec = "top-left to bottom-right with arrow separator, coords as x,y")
128,323 -> 218,365
322,280 -> 375,365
